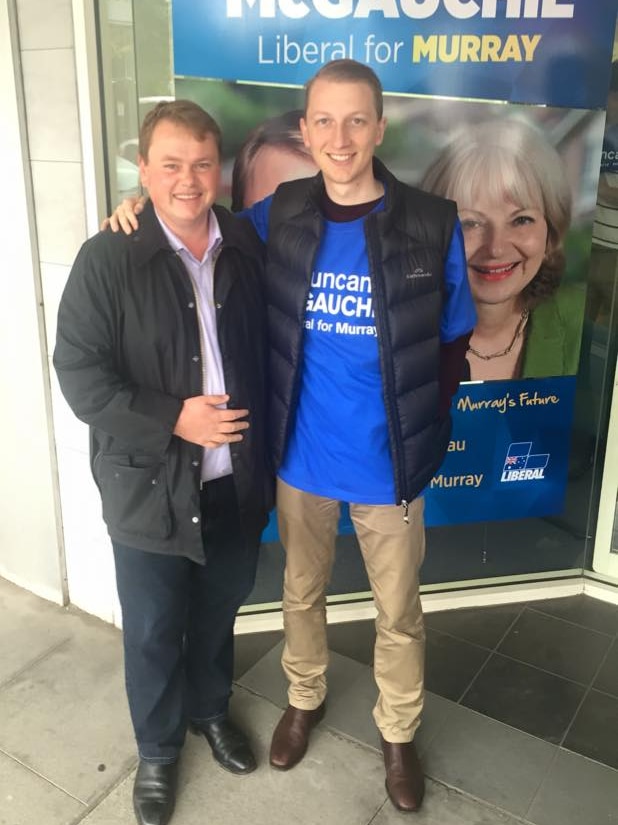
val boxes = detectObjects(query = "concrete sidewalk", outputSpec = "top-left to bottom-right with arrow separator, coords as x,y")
2,575 -> 616,825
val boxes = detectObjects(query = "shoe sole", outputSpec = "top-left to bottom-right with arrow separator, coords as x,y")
212,754 -> 257,775
268,703 -> 326,770
384,779 -> 423,813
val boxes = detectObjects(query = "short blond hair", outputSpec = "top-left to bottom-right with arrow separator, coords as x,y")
305,59 -> 383,120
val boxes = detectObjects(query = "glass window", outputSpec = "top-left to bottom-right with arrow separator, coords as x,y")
95,3 -> 618,606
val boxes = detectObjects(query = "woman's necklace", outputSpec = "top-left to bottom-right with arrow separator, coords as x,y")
468,309 -> 530,361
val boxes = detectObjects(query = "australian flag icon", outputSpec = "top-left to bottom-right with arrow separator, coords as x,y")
503,442 -> 532,472
502,441 -> 550,477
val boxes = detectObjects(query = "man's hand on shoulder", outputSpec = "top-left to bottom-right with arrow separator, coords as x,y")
100,196 -> 146,234
173,395 -> 250,449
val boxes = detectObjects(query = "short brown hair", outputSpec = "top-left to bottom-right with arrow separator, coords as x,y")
305,59 -> 384,120
138,100 -> 222,161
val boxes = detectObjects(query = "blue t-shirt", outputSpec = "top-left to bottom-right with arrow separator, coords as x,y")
243,195 -> 475,504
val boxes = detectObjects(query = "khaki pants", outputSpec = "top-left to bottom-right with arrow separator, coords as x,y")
277,477 -> 426,743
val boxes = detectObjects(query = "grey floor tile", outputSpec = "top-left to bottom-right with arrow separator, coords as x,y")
424,603 -> 524,650
415,692 -> 460,758
233,629 -> 284,679
528,594 -> 618,635
237,639 -> 289,708
562,689 -> 618,769
593,637 -> 618,698
373,778 -> 529,825
527,749 -> 618,825
79,772 -> 136,825
0,618 -> 135,804
237,639 -> 366,711
498,609 -> 611,684
324,663 -> 381,750
424,704 -> 556,817
0,578 -> 73,684
0,750 -> 85,825
461,653 -> 585,744
83,687 -> 388,825
321,669 -> 457,760
425,627 -> 490,701
326,618 -> 376,665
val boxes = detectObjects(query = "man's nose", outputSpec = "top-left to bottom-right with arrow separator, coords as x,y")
332,122 -> 350,147
180,166 -> 197,185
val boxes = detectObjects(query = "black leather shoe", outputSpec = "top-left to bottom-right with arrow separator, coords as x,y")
133,759 -> 178,825
190,717 -> 257,774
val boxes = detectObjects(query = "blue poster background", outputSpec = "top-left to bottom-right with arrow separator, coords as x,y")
173,0 -> 616,108
260,377 -> 576,539
424,376 -> 576,526
169,3 -> 606,530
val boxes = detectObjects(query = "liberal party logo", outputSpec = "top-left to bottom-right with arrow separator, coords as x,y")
501,442 -> 549,482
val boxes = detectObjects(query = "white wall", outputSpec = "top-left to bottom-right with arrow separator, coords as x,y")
0,0 -> 120,622
24,0 -> 119,623
0,0 -> 65,603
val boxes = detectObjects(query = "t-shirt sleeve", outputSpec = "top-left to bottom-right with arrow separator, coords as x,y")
441,219 -> 477,342
237,195 -> 273,243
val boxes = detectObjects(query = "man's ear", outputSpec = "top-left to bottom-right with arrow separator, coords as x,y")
376,117 -> 387,147
299,118 -> 310,149
138,155 -> 148,188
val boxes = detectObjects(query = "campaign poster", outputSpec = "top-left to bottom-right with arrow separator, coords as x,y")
170,1 -> 613,527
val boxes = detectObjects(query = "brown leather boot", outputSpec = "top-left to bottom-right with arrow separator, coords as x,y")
269,703 -> 326,770
380,735 -> 425,812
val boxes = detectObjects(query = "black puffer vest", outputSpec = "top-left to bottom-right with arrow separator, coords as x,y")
265,158 -> 458,506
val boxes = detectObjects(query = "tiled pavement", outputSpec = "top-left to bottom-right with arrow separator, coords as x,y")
2,575 -> 618,825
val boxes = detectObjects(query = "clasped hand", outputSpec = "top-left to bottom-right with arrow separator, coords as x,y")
173,395 -> 249,449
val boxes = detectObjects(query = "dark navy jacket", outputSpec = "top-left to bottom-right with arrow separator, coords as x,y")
54,200 -> 273,562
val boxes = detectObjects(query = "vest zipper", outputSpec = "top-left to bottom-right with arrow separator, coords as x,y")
279,226 -> 320,469
401,499 -> 410,523
364,215 -> 408,515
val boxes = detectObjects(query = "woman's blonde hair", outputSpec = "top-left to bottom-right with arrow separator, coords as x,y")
421,118 -> 572,305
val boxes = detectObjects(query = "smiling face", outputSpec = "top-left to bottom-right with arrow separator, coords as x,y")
459,194 -> 548,308
300,78 -> 386,203
138,118 -> 221,238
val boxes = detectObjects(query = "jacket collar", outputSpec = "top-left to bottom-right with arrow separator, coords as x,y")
127,199 -> 264,269
127,199 -> 177,268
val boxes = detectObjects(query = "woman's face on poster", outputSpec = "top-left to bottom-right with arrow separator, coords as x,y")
458,193 -> 548,307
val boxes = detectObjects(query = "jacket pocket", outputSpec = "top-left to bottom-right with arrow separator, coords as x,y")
96,454 -> 172,540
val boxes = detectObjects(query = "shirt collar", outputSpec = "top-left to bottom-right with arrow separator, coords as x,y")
154,209 -> 222,264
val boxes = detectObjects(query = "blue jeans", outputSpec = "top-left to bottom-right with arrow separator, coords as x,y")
113,476 -> 258,762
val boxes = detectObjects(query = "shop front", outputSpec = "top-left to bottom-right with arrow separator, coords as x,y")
3,0 -> 618,624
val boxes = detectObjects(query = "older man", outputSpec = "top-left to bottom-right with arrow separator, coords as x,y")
54,100 -> 273,825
